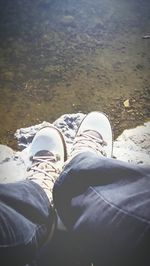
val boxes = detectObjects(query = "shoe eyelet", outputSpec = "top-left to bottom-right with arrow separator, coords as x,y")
29,155 -> 33,161
27,166 -> 31,171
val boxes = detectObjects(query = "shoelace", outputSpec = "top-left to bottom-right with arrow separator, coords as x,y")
28,154 -> 60,182
27,153 -> 62,202
27,154 -> 59,239
27,153 -> 62,205
71,132 -> 107,157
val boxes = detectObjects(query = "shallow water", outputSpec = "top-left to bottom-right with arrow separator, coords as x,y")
0,0 -> 150,149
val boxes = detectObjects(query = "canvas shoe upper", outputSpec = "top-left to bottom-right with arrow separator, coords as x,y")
26,126 -> 67,205
69,111 -> 113,159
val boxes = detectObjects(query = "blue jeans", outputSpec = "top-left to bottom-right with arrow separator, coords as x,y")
0,152 -> 150,265
0,181 -> 56,266
53,152 -> 150,266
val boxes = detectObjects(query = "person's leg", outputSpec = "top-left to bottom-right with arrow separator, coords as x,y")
0,125 -> 67,266
0,180 -> 55,266
53,112 -> 150,266
53,152 -> 150,266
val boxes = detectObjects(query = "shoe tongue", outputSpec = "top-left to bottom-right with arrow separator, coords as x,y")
83,130 -> 103,140
35,150 -> 54,157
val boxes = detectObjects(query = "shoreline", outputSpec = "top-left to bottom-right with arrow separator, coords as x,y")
0,113 -> 149,184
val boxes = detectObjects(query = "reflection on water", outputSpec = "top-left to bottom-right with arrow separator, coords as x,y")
0,0 -> 150,148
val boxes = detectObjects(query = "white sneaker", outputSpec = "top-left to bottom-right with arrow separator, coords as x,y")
70,111 -> 113,159
27,126 -> 67,205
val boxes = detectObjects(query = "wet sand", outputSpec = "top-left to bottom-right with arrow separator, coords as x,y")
0,0 -> 150,148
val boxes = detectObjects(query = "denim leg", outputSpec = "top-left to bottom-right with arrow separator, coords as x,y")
53,152 -> 150,266
0,180 -> 55,266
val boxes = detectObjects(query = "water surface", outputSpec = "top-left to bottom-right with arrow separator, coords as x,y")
0,0 -> 150,148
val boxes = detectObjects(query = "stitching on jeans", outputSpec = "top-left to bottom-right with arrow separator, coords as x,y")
136,223 -> 150,244
0,224 -> 44,248
90,186 -> 150,225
